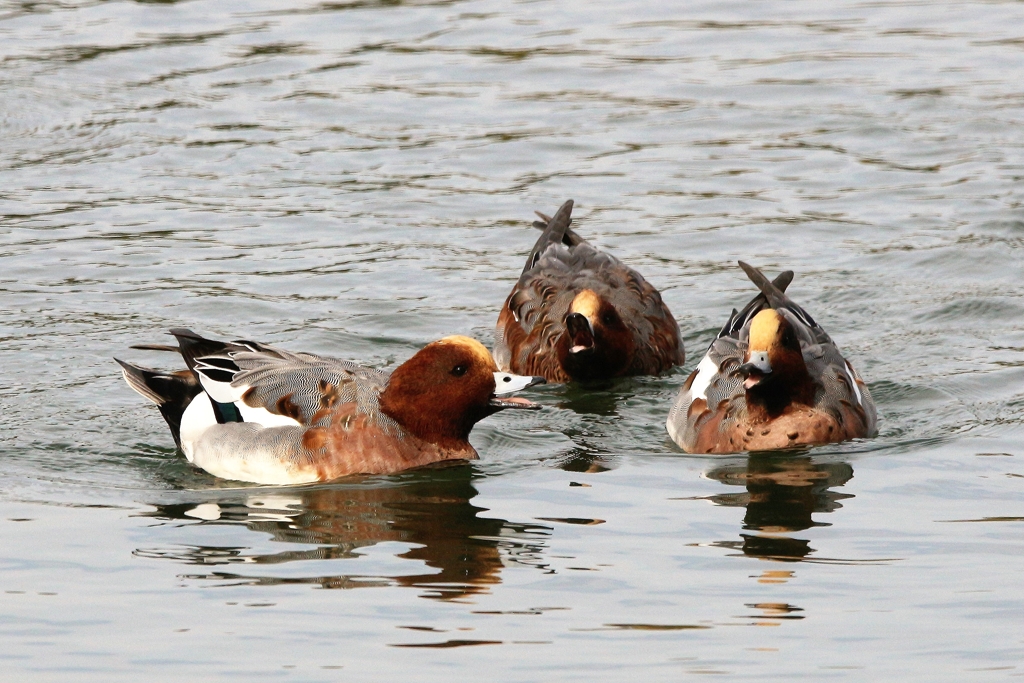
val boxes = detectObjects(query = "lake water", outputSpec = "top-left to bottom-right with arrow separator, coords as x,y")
2,0 -> 1024,679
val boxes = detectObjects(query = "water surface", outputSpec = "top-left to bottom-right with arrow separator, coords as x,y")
2,0 -> 1024,680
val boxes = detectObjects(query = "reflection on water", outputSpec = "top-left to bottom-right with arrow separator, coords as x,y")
136,468 -> 552,601
704,454 -> 854,561
3,0 -> 1024,674
556,447 -> 614,474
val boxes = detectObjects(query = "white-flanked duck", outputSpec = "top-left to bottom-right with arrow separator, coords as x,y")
118,330 -> 544,484
667,262 -> 876,453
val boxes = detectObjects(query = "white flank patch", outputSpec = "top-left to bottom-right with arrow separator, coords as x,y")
192,444 -> 319,485
689,354 -> 720,402
179,393 -> 216,463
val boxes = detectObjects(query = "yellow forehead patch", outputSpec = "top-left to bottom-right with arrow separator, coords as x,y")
570,289 -> 602,320
748,309 -> 783,351
437,335 -> 496,368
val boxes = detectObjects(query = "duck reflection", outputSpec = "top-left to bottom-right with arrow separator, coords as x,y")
704,454 -> 853,561
137,467 -> 552,601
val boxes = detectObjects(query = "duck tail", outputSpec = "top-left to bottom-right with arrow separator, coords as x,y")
523,199 -> 575,273
532,206 -> 584,247
738,261 -> 795,307
717,268 -> 799,341
115,359 -> 201,449
737,261 -> 818,328
166,328 -> 236,374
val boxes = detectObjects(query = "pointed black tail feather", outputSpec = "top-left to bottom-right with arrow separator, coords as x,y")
717,268 -> 799,341
532,209 -> 584,247
129,343 -> 180,353
737,261 -> 818,329
523,199 -> 575,274
167,328 -> 235,374
116,359 -> 201,449
771,270 -> 794,294
738,261 -> 795,309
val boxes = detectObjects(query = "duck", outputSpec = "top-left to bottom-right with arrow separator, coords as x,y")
493,199 -> 685,383
666,262 -> 876,453
117,330 -> 544,484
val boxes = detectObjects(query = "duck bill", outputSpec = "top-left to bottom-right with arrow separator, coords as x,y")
493,372 -> 546,395
489,372 -> 545,410
738,351 -> 772,390
565,312 -> 595,354
489,396 -> 541,410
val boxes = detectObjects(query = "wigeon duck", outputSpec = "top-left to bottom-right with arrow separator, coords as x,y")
493,199 -> 685,383
117,330 -> 544,484
667,262 -> 876,453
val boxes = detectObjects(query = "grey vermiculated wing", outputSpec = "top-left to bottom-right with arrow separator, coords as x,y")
703,337 -> 746,412
229,348 -> 388,428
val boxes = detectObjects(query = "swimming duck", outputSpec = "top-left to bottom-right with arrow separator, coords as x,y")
667,262 -> 876,453
493,199 -> 684,383
117,330 -> 544,484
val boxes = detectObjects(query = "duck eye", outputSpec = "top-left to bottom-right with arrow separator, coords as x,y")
601,312 -> 616,325
451,363 -> 469,377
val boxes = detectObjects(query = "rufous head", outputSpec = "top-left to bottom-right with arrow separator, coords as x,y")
559,289 -> 636,381
381,336 -> 543,445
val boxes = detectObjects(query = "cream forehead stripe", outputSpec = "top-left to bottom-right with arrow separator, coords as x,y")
570,289 -> 602,319
437,335 -> 496,366
748,309 -> 783,351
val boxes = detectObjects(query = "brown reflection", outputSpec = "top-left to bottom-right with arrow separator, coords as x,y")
704,454 -> 853,561
137,468 -> 551,601
557,446 -> 613,473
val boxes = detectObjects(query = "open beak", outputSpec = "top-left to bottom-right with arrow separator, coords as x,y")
737,351 -> 772,390
565,312 -> 595,354
490,372 -> 545,410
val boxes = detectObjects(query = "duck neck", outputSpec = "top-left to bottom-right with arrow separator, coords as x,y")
745,368 -> 816,422
557,331 -> 632,382
378,384 -> 483,451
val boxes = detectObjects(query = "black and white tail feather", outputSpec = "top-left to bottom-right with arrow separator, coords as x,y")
116,329 -> 305,454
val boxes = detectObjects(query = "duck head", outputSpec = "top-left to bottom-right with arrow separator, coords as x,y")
557,289 -> 636,381
737,309 -> 814,416
381,336 -> 544,445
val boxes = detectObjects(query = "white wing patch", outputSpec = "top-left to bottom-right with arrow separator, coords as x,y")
844,361 -> 863,406
689,354 -> 721,402
180,379 -> 303,466
235,402 -> 304,429
196,372 -> 303,429
196,368 -> 241,404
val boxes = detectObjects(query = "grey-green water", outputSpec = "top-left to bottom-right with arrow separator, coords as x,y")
2,0 -> 1023,680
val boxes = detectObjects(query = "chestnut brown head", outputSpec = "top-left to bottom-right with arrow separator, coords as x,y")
381,336 -> 542,445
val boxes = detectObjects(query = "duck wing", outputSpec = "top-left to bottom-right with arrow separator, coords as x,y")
189,340 -> 388,430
